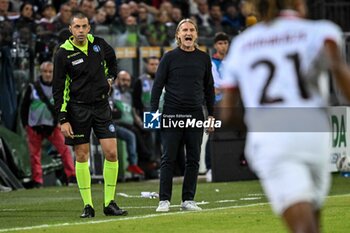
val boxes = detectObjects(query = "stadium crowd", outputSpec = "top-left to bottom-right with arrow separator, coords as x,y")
0,0 -> 257,185
0,0 -> 257,64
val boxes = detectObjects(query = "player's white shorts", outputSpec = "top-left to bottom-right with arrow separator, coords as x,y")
245,131 -> 331,215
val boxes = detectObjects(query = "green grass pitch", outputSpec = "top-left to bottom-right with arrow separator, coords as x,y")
0,174 -> 349,233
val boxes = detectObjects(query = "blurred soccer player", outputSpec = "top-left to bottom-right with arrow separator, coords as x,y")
220,0 -> 350,232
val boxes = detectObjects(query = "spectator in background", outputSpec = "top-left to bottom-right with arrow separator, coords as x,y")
96,0 -> 108,8
67,0 -> 79,13
137,4 -> 153,27
20,61 -> 75,188
128,0 -> 138,17
170,5 -> 183,25
138,1 -> 159,16
239,0 -> 257,29
209,2 -> 224,34
116,14 -> 148,77
102,0 -> 118,25
172,0 -> 189,18
53,3 -> 72,34
192,0 -> 217,40
79,0 -> 96,22
114,3 -> 131,34
166,5 -> 183,39
79,0 -> 98,33
159,1 -> 173,16
205,32 -> 230,182
13,2 -> 36,33
0,0 -> 13,19
221,2 -> 245,36
141,11 -> 172,46
36,4 -> 57,35
93,7 -> 111,36
93,7 -> 107,25
188,0 -> 199,16
35,4 -> 59,63
39,4 -> 57,23
211,32 -> 229,101
116,15 -> 149,47
193,0 -> 210,28
133,57 -> 160,116
12,1 -> 36,57
133,57 -> 162,162
0,0 -> 14,46
220,0 -> 350,232
111,71 -> 153,167
110,71 -> 145,176
151,18 -> 215,212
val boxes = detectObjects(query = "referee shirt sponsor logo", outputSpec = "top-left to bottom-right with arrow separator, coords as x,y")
67,52 -> 81,58
72,58 -> 84,66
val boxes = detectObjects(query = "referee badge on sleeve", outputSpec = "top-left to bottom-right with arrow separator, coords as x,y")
108,124 -> 116,133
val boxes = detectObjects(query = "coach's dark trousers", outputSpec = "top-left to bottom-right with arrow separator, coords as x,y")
159,107 -> 204,202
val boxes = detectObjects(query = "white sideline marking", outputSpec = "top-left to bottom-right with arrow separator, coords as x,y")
117,193 -> 142,198
1,194 -> 349,232
0,203 -> 268,232
326,193 -> 350,199
247,193 -> 264,197
0,209 -> 25,212
216,200 -> 237,203
240,197 -> 262,201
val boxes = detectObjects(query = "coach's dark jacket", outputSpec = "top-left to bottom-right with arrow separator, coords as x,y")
53,34 -> 118,124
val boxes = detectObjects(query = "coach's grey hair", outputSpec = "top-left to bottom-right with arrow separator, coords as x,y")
175,18 -> 199,47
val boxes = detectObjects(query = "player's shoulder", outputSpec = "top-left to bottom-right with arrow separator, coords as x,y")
196,47 -> 209,55
308,19 -> 343,45
164,48 -> 176,56
313,19 -> 341,30
93,35 -> 105,42
55,44 -> 68,58
313,19 -> 342,36
160,48 -> 174,62
91,35 -> 108,46
289,18 -> 341,37
196,48 -> 211,62
230,23 -> 267,47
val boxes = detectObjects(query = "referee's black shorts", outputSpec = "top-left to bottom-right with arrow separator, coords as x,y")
65,100 -> 116,145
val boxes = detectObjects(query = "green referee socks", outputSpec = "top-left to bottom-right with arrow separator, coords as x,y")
103,160 -> 119,207
76,161 -> 93,207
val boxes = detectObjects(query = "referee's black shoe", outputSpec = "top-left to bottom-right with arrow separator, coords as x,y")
80,204 -> 95,218
103,201 -> 128,216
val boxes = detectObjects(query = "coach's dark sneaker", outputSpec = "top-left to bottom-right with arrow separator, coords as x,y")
103,201 -> 128,216
80,204 -> 95,218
